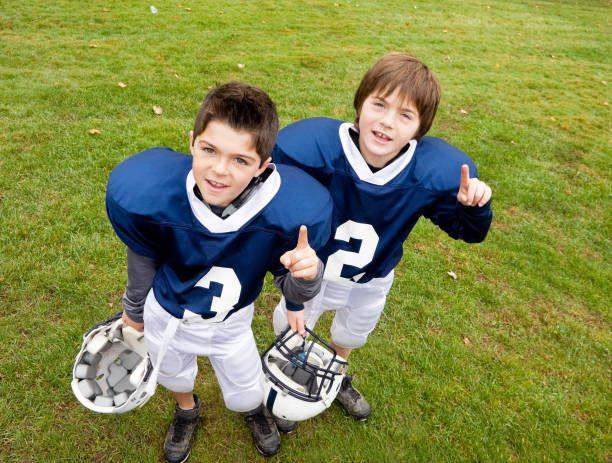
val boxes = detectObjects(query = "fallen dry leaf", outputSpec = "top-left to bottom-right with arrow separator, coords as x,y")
7,20 -> 12,29
602,80 -> 607,85
447,271 -> 457,279
103,7 -> 110,12
89,43 -> 99,48
603,101 -> 609,106
153,105 -> 163,115
185,7 -> 191,11
108,302 -> 114,307
495,63 -> 500,69
174,73 -> 181,79
460,109 -> 468,115
463,335 -> 471,345
117,82 -> 127,88
405,22 -> 410,26
237,63 -> 245,69
88,129 -> 102,135
561,124 -> 568,130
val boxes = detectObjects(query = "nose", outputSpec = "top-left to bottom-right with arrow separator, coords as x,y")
211,157 -> 230,176
379,109 -> 395,128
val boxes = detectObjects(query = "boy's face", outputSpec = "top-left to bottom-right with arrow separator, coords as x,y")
190,120 -> 270,207
357,88 -> 420,168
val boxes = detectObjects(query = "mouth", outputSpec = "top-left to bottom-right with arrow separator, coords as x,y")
206,179 -> 228,191
372,130 -> 392,143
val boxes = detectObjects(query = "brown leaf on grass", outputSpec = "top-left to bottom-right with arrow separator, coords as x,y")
237,63 -> 245,69
108,302 -> 114,307
463,335 -> 471,345
174,73 -> 181,79
117,82 -> 127,88
495,63 -> 500,68
103,8 -> 110,12
153,105 -> 163,115
88,129 -> 102,134
185,7 -> 191,11
6,20 -> 11,29
460,109 -> 468,115
89,43 -> 99,48
447,271 -> 457,279
405,22 -> 410,26
603,101 -> 609,106
561,124 -> 568,130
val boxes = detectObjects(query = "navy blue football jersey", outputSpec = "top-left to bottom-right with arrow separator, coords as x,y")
106,147 -> 333,321
272,117 -> 492,284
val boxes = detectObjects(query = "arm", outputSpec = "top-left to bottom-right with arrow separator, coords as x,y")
121,247 -> 160,331
274,226 -> 323,335
425,164 -> 492,243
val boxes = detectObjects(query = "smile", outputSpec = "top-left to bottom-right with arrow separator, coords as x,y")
206,179 -> 228,190
373,130 -> 391,142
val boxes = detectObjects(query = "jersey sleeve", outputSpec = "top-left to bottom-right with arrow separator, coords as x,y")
423,196 -> 492,243
106,192 -> 163,259
105,148 -> 181,260
272,117 -> 341,185
417,137 -> 492,243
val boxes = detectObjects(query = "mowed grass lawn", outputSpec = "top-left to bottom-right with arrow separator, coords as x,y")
0,0 -> 610,461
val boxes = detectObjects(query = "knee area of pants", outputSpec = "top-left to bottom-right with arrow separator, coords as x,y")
223,389 -> 263,413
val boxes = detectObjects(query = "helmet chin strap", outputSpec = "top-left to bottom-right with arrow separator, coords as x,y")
143,316 -> 180,397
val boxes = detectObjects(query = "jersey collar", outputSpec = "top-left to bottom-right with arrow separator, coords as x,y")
338,122 -> 417,185
186,164 -> 281,233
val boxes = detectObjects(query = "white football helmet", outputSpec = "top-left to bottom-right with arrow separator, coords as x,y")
261,327 -> 348,421
71,312 -> 153,414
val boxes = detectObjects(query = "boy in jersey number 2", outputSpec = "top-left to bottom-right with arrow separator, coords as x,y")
273,53 -> 493,425
107,82 -> 333,461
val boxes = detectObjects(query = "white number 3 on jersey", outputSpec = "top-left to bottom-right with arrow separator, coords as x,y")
183,266 -> 241,323
323,220 -> 379,283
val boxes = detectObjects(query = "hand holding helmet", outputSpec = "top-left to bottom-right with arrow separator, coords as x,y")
261,327 -> 348,422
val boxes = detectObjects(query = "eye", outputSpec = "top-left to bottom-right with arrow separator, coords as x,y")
402,113 -> 413,120
203,147 -> 215,154
234,157 -> 248,166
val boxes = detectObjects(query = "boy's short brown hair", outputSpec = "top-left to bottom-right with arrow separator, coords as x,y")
192,82 -> 279,164
353,53 -> 441,140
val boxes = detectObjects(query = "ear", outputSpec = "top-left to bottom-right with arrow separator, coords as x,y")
188,131 -> 195,155
256,157 -> 271,176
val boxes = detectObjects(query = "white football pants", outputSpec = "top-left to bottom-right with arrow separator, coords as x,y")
273,271 -> 394,349
144,291 -> 263,413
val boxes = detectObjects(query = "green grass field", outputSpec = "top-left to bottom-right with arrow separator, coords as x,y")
0,0 -> 610,461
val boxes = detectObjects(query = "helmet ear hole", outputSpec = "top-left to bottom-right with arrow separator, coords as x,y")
261,327 -> 349,421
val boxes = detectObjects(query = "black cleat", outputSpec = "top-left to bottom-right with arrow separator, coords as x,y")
335,375 -> 371,421
243,405 -> 281,456
164,394 -> 203,463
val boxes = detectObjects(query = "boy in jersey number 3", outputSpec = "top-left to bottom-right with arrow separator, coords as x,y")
107,82 -> 333,461
273,53 -> 493,426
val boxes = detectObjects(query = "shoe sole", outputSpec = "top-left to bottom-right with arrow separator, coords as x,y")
255,444 -> 280,457
165,450 -> 190,463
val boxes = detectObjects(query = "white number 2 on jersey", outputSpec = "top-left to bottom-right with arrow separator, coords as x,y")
323,220 -> 379,283
183,266 -> 241,323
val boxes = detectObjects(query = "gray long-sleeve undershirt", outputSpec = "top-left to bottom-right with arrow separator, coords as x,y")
122,248 -> 323,323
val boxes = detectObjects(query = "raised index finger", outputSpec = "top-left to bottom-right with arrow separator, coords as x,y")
460,164 -> 470,190
296,225 -> 309,249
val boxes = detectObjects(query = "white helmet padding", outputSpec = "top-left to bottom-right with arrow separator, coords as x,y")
261,327 -> 348,421
71,312 -> 153,414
